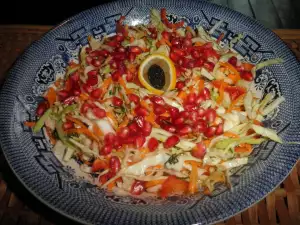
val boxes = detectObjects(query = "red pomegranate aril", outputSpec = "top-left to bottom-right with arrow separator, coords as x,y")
164,135 -> 180,148
169,107 -> 179,119
162,31 -> 170,40
81,103 -> 91,114
228,56 -> 237,66
204,126 -> 216,138
172,48 -> 185,57
113,136 -> 123,149
161,123 -> 176,133
155,116 -> 169,125
184,104 -> 197,112
171,38 -> 181,47
240,71 -> 253,81
197,107 -> 206,118
203,62 -> 215,71
187,60 -> 195,69
148,137 -> 159,152
178,125 -> 192,135
111,71 -> 121,81
150,32 -> 157,39
215,123 -> 224,135
179,111 -> 190,119
73,89 -> 81,96
128,123 -> 139,134
134,116 -> 145,129
63,96 -> 76,105
135,106 -> 149,116
129,46 -> 143,54
86,75 -> 98,86
91,88 -> 101,99
87,70 -> 97,76
153,104 -> 167,115
100,144 -> 113,155
111,52 -> 126,60
116,46 -> 126,53
174,117 -> 185,125
36,101 -> 49,116
186,31 -> 192,39
136,135 -> 146,148
97,49 -> 109,57
57,90 -> 69,101
142,121 -> 152,136
204,108 -> 216,123
91,59 -> 101,67
93,107 -> 106,118
128,94 -> 140,104
191,49 -> 201,59
63,121 -> 73,130
187,93 -> 196,104
195,95 -> 205,105
189,111 -> 198,122
82,84 -> 93,93
175,81 -> 185,90
110,156 -> 121,174
126,71 -> 134,81
115,33 -> 125,42
86,56 -> 93,65
195,58 -> 204,67
192,143 -> 206,159
183,38 -> 192,47
104,132 -> 116,145
193,120 -> 208,133
131,180 -> 145,195
200,87 -> 211,100
118,127 -> 130,139
112,96 -> 123,107
170,51 -> 180,62
107,40 -> 119,47
150,96 -> 165,105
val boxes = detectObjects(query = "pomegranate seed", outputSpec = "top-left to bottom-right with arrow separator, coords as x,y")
175,81 -> 185,90
197,107 -> 206,118
104,133 -> 116,145
169,107 -> 179,119
170,51 -> 180,62
183,38 -> 192,47
100,144 -> 113,155
57,90 -> 69,101
111,71 -> 121,81
189,111 -> 198,122
129,46 -> 143,54
118,127 -> 130,139
203,62 -> 215,71
172,48 -> 185,57
134,116 -> 145,129
178,125 -> 192,135
204,126 -> 216,138
191,49 -> 201,59
171,38 -> 181,47
150,32 -> 157,39
187,93 -> 196,104
228,56 -> 237,66
164,135 -> 180,148
115,33 -> 125,42
184,104 -> 197,112
91,88 -> 101,99
204,108 -> 216,123
82,84 -> 93,93
195,58 -> 204,67
131,180 -> 145,195
150,96 -> 165,105
179,111 -> 190,119
193,120 -> 208,133
110,156 -> 121,174
186,32 -> 192,39
162,31 -> 170,40
128,94 -> 140,104
111,52 -> 126,60
200,87 -> 210,100
73,89 -> 81,96
91,59 -> 101,67
107,40 -> 119,47
153,104 -> 167,115
195,95 -> 205,105
93,108 -> 106,118
86,74 -> 98,86
113,136 -> 123,149
142,121 -> 152,136
63,96 -> 76,105
240,71 -> 253,81
36,101 -> 49,116
148,137 -> 159,152
86,56 -> 93,65
135,106 -> 149,116
161,123 -> 176,133
63,121 -> 73,130
116,46 -> 126,53
128,123 -> 139,134
174,117 -> 185,125
192,143 -> 206,159
81,103 -> 91,114
136,135 -> 146,148
112,96 -> 123,107
87,70 -> 97,76
215,123 -> 223,135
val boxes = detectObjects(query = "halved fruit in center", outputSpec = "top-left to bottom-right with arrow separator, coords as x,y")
138,54 -> 176,95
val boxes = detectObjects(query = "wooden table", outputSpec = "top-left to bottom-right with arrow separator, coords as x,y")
0,26 -> 299,225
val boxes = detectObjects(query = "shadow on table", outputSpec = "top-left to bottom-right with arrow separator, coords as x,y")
0,153 -> 82,225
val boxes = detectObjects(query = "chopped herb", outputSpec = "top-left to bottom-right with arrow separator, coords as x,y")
165,152 -> 183,165
109,90 -> 113,95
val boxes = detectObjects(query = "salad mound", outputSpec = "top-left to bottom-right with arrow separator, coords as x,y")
26,8 -> 284,198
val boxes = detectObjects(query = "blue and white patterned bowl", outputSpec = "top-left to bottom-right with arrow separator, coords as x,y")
0,0 -> 300,224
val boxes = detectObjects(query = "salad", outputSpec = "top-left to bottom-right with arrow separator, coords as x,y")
26,8 -> 285,198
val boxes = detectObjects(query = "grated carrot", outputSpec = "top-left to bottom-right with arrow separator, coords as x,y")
23,121 -> 36,127
234,143 -> 252,153
178,91 -> 187,100
93,124 -> 104,137
64,128 -> 99,142
227,94 -> 245,112
198,79 -> 205,91
79,93 -> 89,101
223,132 -> 239,138
145,179 -> 166,189
65,115 -> 87,128
106,111 -> 118,129
45,87 -> 57,107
